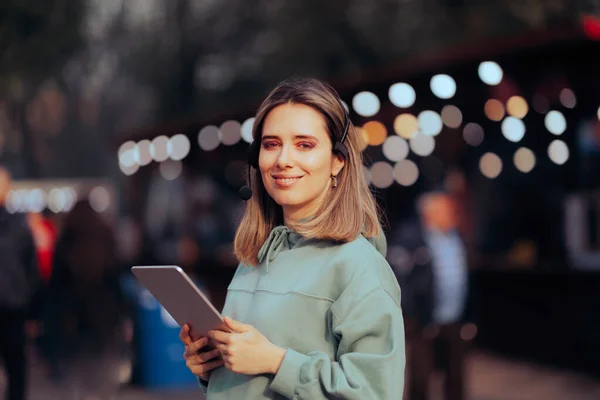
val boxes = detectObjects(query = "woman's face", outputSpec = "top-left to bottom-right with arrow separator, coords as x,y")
259,103 -> 344,223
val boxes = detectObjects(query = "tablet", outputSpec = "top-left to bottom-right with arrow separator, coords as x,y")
131,265 -> 229,341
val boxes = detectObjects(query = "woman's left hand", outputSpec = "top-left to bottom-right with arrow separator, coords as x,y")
208,316 -> 286,376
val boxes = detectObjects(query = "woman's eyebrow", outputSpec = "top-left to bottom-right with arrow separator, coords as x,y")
261,134 -> 319,141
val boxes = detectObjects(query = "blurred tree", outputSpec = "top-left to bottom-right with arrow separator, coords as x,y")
0,0 -> 595,179
0,0 -> 85,177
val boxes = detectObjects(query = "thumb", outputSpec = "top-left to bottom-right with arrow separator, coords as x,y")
224,316 -> 249,333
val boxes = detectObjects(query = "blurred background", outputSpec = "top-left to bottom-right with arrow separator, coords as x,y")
1,1 -> 600,399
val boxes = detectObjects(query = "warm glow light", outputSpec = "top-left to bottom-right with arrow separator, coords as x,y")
479,153 -> 502,179
506,96 -> 529,119
363,121 -> 387,146
441,105 -> 462,129
393,114 -> 418,139
513,147 -> 536,173
484,99 -> 505,122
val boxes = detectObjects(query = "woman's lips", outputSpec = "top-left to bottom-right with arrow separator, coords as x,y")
272,176 -> 303,188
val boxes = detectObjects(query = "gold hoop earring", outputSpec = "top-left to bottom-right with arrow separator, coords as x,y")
331,175 -> 338,188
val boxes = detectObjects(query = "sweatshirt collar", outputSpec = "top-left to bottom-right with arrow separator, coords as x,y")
257,225 -> 303,272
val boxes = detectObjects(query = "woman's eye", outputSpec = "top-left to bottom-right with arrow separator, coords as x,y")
298,142 -> 314,149
262,142 -> 278,149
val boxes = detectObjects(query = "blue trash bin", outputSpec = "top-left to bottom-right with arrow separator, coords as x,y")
121,274 -> 203,389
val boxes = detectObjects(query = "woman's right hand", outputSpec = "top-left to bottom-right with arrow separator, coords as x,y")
180,324 -> 224,381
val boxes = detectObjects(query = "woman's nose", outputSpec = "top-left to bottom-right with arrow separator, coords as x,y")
276,145 -> 294,168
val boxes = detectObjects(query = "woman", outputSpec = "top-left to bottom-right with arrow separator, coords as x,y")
180,77 -> 405,399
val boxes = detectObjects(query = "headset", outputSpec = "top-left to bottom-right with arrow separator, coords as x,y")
238,103 -> 350,200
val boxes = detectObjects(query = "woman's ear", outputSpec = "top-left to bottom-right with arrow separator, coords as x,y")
331,153 -> 345,177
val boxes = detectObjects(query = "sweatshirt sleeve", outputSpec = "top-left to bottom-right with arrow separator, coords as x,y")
269,282 -> 405,399
197,377 -> 208,395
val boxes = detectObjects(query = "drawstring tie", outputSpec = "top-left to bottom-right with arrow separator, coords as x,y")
257,226 -> 291,272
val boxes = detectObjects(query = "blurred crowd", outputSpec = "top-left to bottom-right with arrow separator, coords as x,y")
1,160 -> 479,400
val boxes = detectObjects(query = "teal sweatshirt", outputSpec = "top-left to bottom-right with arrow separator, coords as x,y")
201,225 -> 405,399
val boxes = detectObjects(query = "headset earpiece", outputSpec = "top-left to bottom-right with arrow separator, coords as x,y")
247,141 -> 260,169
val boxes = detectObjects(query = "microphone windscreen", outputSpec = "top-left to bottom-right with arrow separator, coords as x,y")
238,185 -> 253,200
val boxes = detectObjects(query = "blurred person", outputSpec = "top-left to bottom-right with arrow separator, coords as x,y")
26,211 -> 58,284
0,167 -> 39,400
44,201 -> 129,399
179,77 -> 405,399
390,190 -> 470,400
25,211 -> 58,377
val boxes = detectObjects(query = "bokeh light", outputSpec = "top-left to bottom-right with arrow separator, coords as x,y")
27,189 -> 46,213
134,140 -> 152,166
548,140 -> 569,165
363,121 -> 387,146
501,117 -> 526,142
409,132 -> 435,157
478,61 -> 503,85
159,160 -> 183,180
118,141 -> 136,168
89,186 -> 110,213
382,136 -> 409,162
441,105 -> 463,129
393,114 -> 418,139
389,83 -> 416,108
150,136 -> 170,162
430,74 -> 456,99
369,161 -> 394,188
513,147 -> 536,173
418,110 -> 443,136
198,126 -> 220,151
545,111 -> 567,135
479,153 -> 503,179
559,88 -> 577,109
353,91 -> 380,117
484,99 -> 505,121
241,117 -> 255,143
393,159 -> 419,186
506,96 -> 529,119
463,123 -> 484,147
220,120 -> 242,145
168,134 -> 191,161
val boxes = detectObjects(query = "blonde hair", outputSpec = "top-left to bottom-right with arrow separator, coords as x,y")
234,77 -> 381,266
